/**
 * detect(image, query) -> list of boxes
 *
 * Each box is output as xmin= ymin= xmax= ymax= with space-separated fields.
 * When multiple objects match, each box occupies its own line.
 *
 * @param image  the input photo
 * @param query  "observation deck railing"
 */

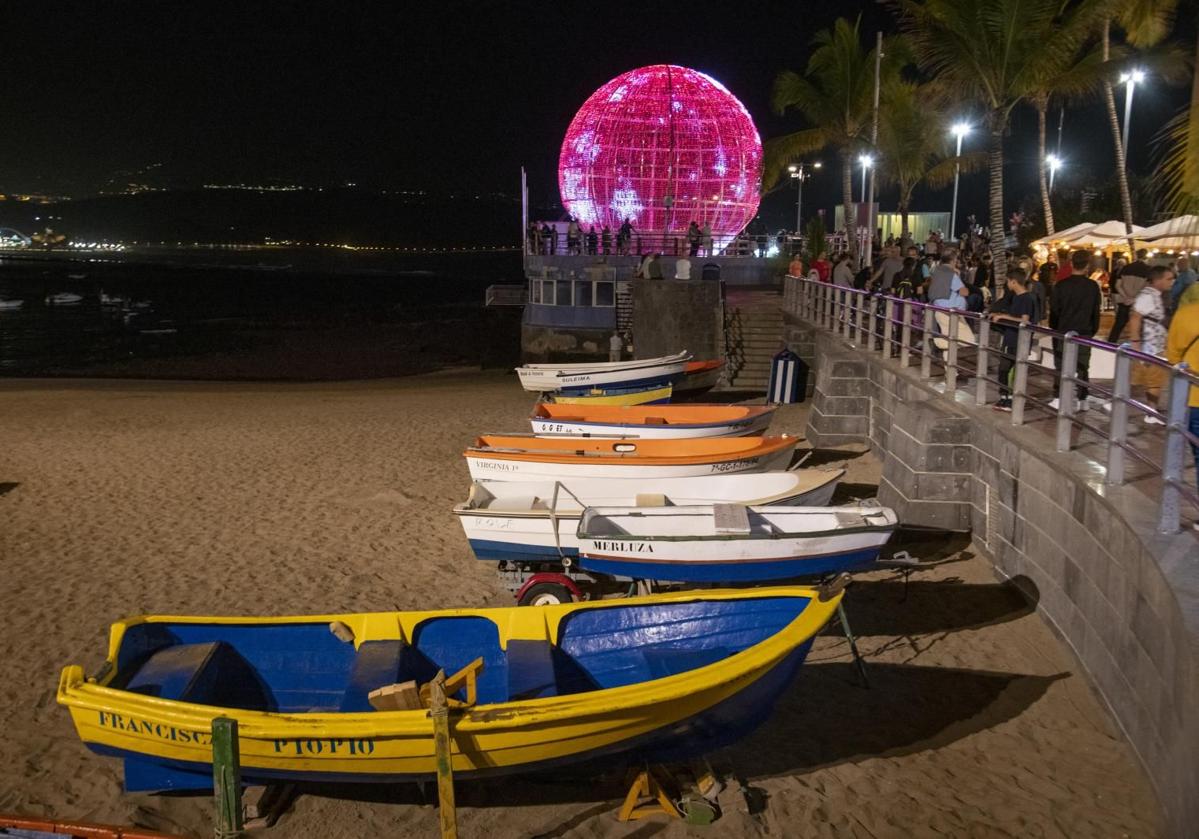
xmin=787 ymin=275 xmax=1199 ymax=535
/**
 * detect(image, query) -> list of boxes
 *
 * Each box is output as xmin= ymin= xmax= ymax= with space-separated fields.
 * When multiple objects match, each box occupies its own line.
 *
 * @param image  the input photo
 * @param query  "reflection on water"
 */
xmin=0 ymin=251 xmax=521 ymax=377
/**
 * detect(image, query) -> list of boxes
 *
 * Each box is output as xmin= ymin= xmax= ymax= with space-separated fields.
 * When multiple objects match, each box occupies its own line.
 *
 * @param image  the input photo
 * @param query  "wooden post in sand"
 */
xmin=212 ymin=716 xmax=244 ymax=839
xmin=429 ymin=670 xmax=458 ymax=839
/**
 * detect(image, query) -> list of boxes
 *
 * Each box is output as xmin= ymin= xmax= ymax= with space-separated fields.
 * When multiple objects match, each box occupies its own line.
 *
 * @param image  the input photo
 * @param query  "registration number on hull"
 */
xmin=711 ymin=457 xmax=759 ymax=473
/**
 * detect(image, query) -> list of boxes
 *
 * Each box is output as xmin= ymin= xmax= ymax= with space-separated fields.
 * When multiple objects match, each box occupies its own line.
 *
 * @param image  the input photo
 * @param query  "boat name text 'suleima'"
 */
xmin=591 ymin=540 xmax=654 ymax=553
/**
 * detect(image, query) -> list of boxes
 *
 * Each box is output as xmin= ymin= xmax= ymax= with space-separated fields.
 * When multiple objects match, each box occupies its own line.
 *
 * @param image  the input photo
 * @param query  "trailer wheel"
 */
xmin=518 ymin=582 xmax=575 ymax=607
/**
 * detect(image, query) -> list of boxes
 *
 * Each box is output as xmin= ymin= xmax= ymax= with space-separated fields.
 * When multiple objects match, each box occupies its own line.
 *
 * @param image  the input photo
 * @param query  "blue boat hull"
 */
xmin=578 ymin=546 xmax=882 ymax=583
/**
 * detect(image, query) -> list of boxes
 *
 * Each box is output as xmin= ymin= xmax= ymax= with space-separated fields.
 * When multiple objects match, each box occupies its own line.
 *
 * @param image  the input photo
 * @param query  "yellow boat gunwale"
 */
xmin=57 ymin=586 xmax=839 ymax=740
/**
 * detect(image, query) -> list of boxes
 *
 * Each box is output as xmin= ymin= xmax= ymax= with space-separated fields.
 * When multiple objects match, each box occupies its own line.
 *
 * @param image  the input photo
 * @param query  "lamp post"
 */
xmin=857 ymin=154 xmax=872 ymax=205
xmin=1119 ymin=69 xmax=1146 ymax=155
xmin=787 ymin=161 xmax=822 ymax=234
xmin=950 ymin=122 xmax=971 ymax=242
xmin=1046 ymin=154 xmax=1062 ymax=192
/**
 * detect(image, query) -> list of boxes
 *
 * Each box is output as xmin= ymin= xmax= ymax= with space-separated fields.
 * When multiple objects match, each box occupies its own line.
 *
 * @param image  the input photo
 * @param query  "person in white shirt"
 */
xmin=675 ymin=256 xmax=692 ymax=280
xmin=1129 ymin=265 xmax=1178 ymax=424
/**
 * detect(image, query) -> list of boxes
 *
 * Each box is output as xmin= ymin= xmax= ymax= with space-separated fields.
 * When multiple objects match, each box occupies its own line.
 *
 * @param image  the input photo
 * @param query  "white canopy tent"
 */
xmin=1139 ymin=215 xmax=1199 ymax=253
xmin=1030 ymin=222 xmax=1096 ymax=249
xmin=1060 ymin=220 xmax=1147 ymax=248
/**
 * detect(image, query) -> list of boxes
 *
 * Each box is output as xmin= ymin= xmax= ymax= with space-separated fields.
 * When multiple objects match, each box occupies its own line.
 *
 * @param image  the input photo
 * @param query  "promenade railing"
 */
xmin=786 ymin=275 xmax=1199 ymax=535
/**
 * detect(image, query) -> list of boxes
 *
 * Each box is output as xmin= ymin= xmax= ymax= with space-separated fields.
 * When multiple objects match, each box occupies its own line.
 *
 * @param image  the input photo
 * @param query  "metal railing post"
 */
xmin=975 ymin=317 xmax=990 ymax=406
xmin=920 ymin=306 xmax=933 ymax=378
xmin=1158 ymin=363 xmax=1191 ymax=534
xmin=1011 ymin=325 xmax=1033 ymax=426
xmin=900 ymin=301 xmax=911 ymax=368
xmin=883 ymin=298 xmax=895 ymax=358
xmin=1106 ymin=347 xmax=1131 ymax=484
xmin=1055 ymin=333 xmax=1080 ymax=448
xmin=946 ymin=311 xmax=960 ymax=392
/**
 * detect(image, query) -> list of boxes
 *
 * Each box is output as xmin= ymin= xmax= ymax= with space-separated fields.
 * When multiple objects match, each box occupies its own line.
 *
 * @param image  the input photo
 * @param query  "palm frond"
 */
xmin=1154 ymin=103 xmax=1199 ymax=215
xmin=1117 ymin=0 xmax=1180 ymax=48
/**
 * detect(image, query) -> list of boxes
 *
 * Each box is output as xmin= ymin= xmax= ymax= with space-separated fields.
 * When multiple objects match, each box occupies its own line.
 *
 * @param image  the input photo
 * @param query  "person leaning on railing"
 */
xmin=989 ymin=268 xmax=1038 ymax=413
xmin=1166 ymin=283 xmax=1199 ymax=523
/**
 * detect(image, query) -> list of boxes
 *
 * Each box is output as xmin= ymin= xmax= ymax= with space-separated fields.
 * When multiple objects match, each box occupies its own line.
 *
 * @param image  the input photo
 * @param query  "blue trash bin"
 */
xmin=768 ymin=348 xmax=804 ymax=404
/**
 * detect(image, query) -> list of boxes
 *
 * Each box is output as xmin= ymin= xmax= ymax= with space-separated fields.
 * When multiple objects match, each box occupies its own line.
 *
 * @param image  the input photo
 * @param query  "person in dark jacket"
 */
xmin=1049 ymin=249 xmax=1103 ymax=409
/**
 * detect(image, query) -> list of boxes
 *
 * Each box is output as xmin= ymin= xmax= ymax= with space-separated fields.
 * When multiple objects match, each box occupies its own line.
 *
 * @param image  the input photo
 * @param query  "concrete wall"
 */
xmin=519 ymin=323 xmax=610 ymax=363
xmin=787 ymin=318 xmax=1199 ymax=837
xmin=631 ymin=280 xmax=722 ymax=361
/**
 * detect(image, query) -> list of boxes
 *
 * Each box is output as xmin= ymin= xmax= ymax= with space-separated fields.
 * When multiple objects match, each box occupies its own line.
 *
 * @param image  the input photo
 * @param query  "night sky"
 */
xmin=2 ymin=1 xmax=1191 ymax=228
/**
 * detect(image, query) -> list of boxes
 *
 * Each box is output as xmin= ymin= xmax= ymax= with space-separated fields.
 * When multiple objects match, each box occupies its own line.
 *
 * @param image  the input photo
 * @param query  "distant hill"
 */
xmin=0 ymin=188 xmax=548 ymax=248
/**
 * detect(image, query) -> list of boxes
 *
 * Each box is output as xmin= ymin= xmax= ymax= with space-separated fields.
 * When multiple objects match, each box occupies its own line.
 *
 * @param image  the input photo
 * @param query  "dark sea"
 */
xmin=0 ymin=248 xmax=524 ymax=379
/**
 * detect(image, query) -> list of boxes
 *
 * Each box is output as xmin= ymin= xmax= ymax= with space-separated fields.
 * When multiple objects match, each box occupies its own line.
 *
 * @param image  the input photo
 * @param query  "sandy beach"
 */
xmin=0 ymin=371 xmax=1161 ymax=837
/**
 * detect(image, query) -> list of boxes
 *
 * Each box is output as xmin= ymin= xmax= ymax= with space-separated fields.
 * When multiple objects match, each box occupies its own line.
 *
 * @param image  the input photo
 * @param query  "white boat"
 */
xmin=464 ymin=435 xmax=798 ymax=481
xmin=454 ymin=470 xmax=845 ymax=563
xmin=45 ymin=292 xmax=83 ymax=305
xmin=530 ymin=403 xmax=775 ymax=439
xmin=576 ymin=504 xmax=898 ymax=582
xmin=0 ymin=298 xmax=23 ymax=310
xmin=516 ymin=351 xmax=691 ymax=393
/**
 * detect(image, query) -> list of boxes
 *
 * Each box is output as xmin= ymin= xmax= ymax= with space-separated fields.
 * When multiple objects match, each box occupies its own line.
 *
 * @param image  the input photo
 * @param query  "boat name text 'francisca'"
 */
xmin=96 ymin=711 xmax=210 ymax=745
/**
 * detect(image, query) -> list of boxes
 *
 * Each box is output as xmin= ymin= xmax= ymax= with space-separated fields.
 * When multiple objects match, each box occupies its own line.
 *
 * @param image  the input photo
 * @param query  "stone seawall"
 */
xmin=789 ymin=318 xmax=1199 ymax=838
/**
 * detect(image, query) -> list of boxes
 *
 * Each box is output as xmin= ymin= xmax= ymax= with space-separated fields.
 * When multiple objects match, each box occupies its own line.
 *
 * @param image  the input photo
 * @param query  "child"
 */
xmin=990 ymin=268 xmax=1038 ymax=412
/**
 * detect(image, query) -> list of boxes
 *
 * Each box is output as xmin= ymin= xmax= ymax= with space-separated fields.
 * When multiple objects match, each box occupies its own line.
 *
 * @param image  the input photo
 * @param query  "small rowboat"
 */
xmin=0 ymin=298 xmax=23 ymax=311
xmin=465 ymin=435 xmax=798 ymax=480
xmin=45 ymin=292 xmax=84 ymax=305
xmin=516 ymin=351 xmax=691 ymax=393
xmin=455 ymin=470 xmax=845 ymax=562
xmin=544 ymin=383 xmax=672 ymax=406
xmin=58 ymin=587 xmax=841 ymax=790
xmin=577 ymin=504 xmax=898 ymax=582
xmin=0 ymin=814 xmax=183 ymax=838
xmin=530 ymin=402 xmax=774 ymax=439
xmin=675 ymin=359 xmax=723 ymax=395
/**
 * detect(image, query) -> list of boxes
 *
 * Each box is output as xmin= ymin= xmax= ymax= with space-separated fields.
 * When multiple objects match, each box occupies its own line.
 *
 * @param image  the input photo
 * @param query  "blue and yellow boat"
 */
xmin=57 ymin=586 xmax=838 ymax=792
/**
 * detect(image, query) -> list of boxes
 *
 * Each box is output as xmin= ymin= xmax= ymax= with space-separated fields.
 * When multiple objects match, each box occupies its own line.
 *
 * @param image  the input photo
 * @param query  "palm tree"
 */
xmin=1157 ymin=36 xmax=1199 ymax=214
xmin=892 ymin=0 xmax=1109 ymax=276
xmin=875 ymin=80 xmax=985 ymax=240
xmin=764 ymin=17 xmax=905 ymax=267
xmin=1027 ymin=47 xmax=1109 ymax=235
xmin=1103 ymin=0 xmax=1183 ymax=228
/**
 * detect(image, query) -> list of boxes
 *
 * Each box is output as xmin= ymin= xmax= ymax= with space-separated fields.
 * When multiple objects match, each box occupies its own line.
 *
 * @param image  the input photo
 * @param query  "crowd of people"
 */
xmin=527 ymin=217 xmax=717 ymax=258
xmin=801 ymin=241 xmax=1199 ymax=513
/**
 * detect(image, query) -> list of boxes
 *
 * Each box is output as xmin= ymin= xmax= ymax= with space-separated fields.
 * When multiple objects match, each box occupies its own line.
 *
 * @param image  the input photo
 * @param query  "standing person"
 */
xmin=586 ymin=226 xmax=598 ymax=255
xmin=1169 ymin=254 xmax=1197 ymax=311
xmin=1049 ymin=250 xmax=1103 ymax=410
xmin=1128 ymin=265 xmax=1177 ymax=425
xmin=549 ymin=224 xmax=560 ymax=255
xmin=832 ymin=252 xmax=855 ymax=287
xmin=1107 ymin=248 xmax=1151 ymax=342
xmin=811 ymin=251 xmax=831 ymax=283
xmin=701 ymin=221 xmax=713 ymax=257
xmin=609 ymin=332 xmax=623 ymax=362
xmin=540 ymin=222 xmax=553 ymax=254
xmin=601 ymin=225 xmax=612 ymax=255
xmin=990 ymin=268 xmax=1038 ymax=411
xmin=788 ymin=253 xmax=806 ymax=278
xmin=869 ymin=245 xmax=904 ymax=292
xmin=1029 ymin=264 xmax=1052 ymax=324
xmin=687 ymin=221 xmax=701 ymax=257
xmin=893 ymin=257 xmax=917 ymax=299
xmin=566 ymin=218 xmax=580 ymax=255
xmin=618 ymin=218 xmax=635 ymax=255
xmin=1166 ymin=283 xmax=1199 ymax=530
xmin=928 ymin=250 xmax=967 ymax=309
xmin=1056 ymin=249 xmax=1073 ymax=281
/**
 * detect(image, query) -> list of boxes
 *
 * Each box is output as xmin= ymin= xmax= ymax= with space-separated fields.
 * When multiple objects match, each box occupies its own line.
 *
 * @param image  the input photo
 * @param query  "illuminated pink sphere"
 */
xmin=558 ymin=64 xmax=762 ymax=243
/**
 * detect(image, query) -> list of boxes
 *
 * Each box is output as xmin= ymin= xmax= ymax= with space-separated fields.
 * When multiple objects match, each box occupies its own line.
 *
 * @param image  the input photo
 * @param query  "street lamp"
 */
xmin=788 ymin=161 xmax=821 ymax=233
xmin=1119 ymin=69 xmax=1146 ymax=154
xmin=950 ymin=121 xmax=971 ymax=241
xmin=1046 ymin=153 xmax=1062 ymax=191
xmin=858 ymin=154 xmax=873 ymax=205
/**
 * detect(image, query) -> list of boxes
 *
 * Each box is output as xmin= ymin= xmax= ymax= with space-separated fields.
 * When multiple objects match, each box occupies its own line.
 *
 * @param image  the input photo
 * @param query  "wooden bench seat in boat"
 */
xmin=339 ymin=640 xmax=411 ymax=712
xmin=121 ymin=641 xmax=271 ymax=710
xmin=506 ymin=640 xmax=600 ymax=700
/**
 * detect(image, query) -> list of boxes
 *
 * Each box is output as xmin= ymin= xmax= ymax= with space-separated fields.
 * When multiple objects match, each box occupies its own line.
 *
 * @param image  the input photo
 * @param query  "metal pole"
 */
xmin=796 ymin=170 xmax=803 ymax=234
xmin=1055 ymin=333 xmax=1080 ymax=447
xmin=920 ymin=306 xmax=933 ymax=378
xmin=1012 ymin=325 xmax=1032 ymax=425
xmin=1122 ymin=79 xmax=1135 ymax=151
xmin=950 ymin=133 xmax=964 ymax=242
xmin=212 ymin=717 xmax=244 ymax=839
xmin=864 ymin=31 xmax=882 ymax=270
xmin=883 ymin=297 xmax=895 ymax=358
xmin=1106 ymin=347 xmax=1131 ymax=484
xmin=946 ymin=312 xmax=959 ymax=392
xmin=1158 ymin=364 xmax=1190 ymax=534
xmin=900 ymin=300 xmax=912 ymax=368
xmin=975 ymin=317 xmax=990 ymax=406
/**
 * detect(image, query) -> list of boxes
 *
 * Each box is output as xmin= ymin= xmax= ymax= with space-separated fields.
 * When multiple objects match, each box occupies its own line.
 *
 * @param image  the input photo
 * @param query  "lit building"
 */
xmin=558 ymin=65 xmax=762 ymax=247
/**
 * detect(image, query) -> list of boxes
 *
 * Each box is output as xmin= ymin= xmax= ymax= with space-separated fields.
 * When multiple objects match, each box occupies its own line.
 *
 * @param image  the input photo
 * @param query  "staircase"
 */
xmin=721 ymin=289 xmax=784 ymax=391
